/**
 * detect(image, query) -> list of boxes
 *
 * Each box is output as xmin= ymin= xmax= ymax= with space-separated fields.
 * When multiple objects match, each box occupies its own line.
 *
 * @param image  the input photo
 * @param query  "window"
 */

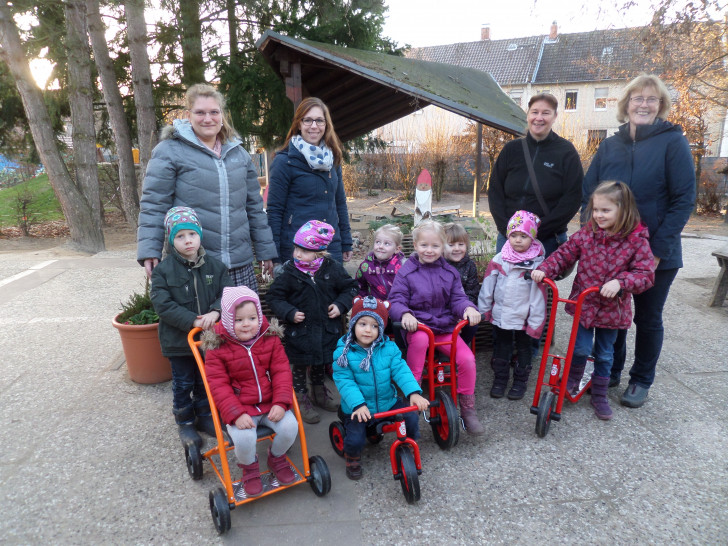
xmin=509 ymin=89 xmax=523 ymax=107
xmin=588 ymin=130 xmax=607 ymax=150
xmin=565 ymin=90 xmax=578 ymax=111
xmin=594 ymin=88 xmax=608 ymax=110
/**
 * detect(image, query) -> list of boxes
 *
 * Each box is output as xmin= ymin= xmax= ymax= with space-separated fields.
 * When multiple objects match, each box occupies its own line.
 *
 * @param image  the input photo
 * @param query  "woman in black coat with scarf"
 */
xmin=267 ymin=97 xmax=353 ymax=265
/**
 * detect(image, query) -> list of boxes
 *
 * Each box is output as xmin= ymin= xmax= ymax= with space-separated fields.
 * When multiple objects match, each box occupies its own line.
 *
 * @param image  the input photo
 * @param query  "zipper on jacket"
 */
xmin=288 ymin=214 xmax=293 ymax=225
xmin=244 ymin=346 xmax=263 ymax=404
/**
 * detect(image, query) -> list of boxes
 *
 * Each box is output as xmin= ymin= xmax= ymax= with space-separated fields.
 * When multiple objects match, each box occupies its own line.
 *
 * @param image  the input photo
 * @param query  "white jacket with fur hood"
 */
xmin=478 ymin=252 xmax=547 ymax=339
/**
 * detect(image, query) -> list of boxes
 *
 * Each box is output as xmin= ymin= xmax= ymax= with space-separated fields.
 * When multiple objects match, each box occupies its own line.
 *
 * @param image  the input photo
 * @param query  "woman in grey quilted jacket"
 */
xmin=137 ymin=84 xmax=277 ymax=291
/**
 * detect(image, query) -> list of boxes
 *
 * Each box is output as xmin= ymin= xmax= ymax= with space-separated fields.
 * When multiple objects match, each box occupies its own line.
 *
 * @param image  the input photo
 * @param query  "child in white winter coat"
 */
xmin=478 ymin=210 xmax=547 ymax=400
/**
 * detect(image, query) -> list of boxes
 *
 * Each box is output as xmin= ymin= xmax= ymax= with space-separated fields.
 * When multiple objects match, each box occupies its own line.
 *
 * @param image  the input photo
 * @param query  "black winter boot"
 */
xmin=507 ymin=364 xmax=532 ymax=400
xmin=490 ymin=358 xmax=510 ymax=398
xmin=174 ymin=406 xmax=203 ymax=448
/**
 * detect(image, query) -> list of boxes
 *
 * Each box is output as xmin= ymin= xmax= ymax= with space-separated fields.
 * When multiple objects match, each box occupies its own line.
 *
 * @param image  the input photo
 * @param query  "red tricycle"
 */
xmin=528 ymin=276 xmax=600 ymax=438
xmin=187 ymin=328 xmax=331 ymax=534
xmin=329 ymin=403 xmax=432 ymax=503
xmin=413 ymin=318 xmax=483 ymax=445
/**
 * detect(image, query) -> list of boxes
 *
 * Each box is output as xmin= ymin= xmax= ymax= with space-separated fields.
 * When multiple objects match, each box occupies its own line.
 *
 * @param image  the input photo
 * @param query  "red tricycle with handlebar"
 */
xmin=527 ymin=275 xmax=601 ymax=438
xmin=329 ymin=399 xmax=452 ymax=503
xmin=394 ymin=318 xmax=477 ymax=448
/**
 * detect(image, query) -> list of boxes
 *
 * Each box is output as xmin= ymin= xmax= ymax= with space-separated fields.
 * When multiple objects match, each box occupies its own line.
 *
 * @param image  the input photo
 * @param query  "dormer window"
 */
xmin=506 ymin=43 xmax=518 ymax=51
xmin=602 ymin=46 xmax=613 ymax=56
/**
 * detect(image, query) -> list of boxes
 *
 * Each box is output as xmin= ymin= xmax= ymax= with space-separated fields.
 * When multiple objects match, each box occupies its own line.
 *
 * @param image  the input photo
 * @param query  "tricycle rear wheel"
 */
xmin=328 ymin=421 xmax=345 ymax=457
xmin=430 ymin=390 xmax=459 ymax=450
xmin=535 ymin=391 xmax=556 ymax=438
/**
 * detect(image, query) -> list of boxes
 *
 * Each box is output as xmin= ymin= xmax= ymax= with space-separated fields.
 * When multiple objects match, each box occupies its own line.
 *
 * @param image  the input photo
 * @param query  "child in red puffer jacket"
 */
xmin=203 ymin=286 xmax=298 ymax=498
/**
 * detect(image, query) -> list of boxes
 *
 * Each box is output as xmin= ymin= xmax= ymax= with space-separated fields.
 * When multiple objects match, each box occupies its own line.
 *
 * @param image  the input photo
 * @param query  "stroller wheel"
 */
xmin=308 ymin=455 xmax=331 ymax=497
xmin=535 ymin=391 xmax=556 ymax=438
xmin=209 ymin=487 xmax=231 ymax=534
xmin=185 ymin=442 xmax=203 ymax=480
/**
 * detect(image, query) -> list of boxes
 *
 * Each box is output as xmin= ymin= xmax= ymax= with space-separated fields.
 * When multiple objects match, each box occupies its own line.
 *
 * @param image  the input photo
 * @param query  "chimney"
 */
xmin=549 ymin=21 xmax=558 ymax=40
xmin=481 ymin=24 xmax=490 ymax=41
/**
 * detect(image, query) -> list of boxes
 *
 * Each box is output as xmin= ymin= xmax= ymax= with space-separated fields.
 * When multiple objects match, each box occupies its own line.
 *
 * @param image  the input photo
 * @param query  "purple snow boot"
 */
xmin=590 ymin=375 xmax=613 ymax=420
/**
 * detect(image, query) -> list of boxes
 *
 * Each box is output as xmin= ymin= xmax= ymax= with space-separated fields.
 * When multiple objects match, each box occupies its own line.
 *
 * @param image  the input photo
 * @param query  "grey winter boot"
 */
xmin=590 ymin=375 xmax=613 ymax=420
xmin=490 ymin=358 xmax=510 ymax=398
xmin=458 ymin=394 xmax=485 ymax=436
xmin=295 ymin=391 xmax=321 ymax=424
xmin=507 ymin=364 xmax=532 ymax=400
xmin=566 ymin=355 xmax=588 ymax=395
xmin=311 ymin=384 xmax=339 ymax=412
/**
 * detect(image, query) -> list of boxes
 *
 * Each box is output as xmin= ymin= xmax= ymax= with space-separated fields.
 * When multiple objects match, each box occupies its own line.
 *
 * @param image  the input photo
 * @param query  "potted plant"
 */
xmin=111 ymin=278 xmax=172 ymax=384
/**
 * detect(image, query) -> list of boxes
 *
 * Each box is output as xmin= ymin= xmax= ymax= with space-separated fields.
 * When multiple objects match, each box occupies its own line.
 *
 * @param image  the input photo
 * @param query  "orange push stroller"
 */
xmin=186 ymin=328 xmax=331 ymax=534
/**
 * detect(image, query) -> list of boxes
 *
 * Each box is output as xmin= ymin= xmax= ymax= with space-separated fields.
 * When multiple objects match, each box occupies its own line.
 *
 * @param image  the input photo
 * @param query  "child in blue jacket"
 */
xmin=333 ymin=296 xmax=429 ymax=480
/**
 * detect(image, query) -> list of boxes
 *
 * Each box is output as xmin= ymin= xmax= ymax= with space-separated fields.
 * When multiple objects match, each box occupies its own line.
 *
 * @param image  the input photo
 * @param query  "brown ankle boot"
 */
xmin=238 ymin=459 xmax=263 ymax=497
xmin=345 ymin=453 xmax=362 ymax=480
xmin=458 ymin=394 xmax=485 ymax=436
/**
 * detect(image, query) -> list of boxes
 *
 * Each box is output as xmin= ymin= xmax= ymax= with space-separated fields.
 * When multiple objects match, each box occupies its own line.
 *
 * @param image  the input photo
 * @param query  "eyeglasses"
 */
xmin=191 ymin=110 xmax=221 ymax=118
xmin=629 ymin=96 xmax=661 ymax=105
xmin=301 ymin=118 xmax=326 ymax=127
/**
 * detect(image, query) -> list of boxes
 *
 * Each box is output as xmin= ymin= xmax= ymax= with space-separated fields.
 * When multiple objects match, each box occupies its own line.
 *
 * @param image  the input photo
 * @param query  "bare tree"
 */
xmin=125 ymin=0 xmax=157 ymax=183
xmin=86 ymin=0 xmax=139 ymax=229
xmin=65 ymin=0 xmax=103 ymax=231
xmin=0 ymin=5 xmax=104 ymax=252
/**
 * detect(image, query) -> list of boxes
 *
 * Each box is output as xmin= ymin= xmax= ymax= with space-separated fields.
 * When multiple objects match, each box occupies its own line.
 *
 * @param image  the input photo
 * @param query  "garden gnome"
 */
xmin=414 ymin=169 xmax=432 ymax=226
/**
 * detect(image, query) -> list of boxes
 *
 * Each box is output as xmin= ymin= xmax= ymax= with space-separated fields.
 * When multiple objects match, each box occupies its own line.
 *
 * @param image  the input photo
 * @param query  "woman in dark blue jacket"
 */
xmin=583 ymin=74 xmax=696 ymax=409
xmin=267 ymin=97 xmax=352 ymax=264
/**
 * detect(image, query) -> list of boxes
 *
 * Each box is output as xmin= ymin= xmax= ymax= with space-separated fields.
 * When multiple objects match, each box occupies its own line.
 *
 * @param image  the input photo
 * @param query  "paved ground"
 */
xmin=0 ymin=230 xmax=726 ymax=544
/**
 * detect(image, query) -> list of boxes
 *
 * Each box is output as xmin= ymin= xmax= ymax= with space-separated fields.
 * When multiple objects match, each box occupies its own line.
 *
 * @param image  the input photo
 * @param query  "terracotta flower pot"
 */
xmin=112 ymin=316 xmax=172 ymax=384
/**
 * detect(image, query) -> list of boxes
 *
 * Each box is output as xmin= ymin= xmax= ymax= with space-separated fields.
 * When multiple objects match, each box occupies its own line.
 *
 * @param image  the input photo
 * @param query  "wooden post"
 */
xmin=279 ymin=57 xmax=302 ymax=111
xmin=473 ymin=123 xmax=482 ymax=217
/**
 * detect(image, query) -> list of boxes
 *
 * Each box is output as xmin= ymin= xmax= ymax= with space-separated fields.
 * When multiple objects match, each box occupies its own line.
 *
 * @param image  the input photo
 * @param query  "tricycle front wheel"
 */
xmin=535 ymin=391 xmax=556 ymax=438
xmin=308 ymin=455 xmax=331 ymax=497
xmin=396 ymin=446 xmax=420 ymax=504
xmin=209 ymin=487 xmax=231 ymax=535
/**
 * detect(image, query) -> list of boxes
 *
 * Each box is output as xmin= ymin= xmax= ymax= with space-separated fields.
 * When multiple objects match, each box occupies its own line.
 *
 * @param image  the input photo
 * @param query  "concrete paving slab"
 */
xmin=0 ymin=236 xmax=726 ymax=543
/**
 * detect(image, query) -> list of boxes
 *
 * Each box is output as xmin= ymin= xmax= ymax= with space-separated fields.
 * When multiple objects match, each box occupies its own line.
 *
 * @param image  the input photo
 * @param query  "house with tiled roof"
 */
xmin=402 ymin=23 xmax=726 ymax=157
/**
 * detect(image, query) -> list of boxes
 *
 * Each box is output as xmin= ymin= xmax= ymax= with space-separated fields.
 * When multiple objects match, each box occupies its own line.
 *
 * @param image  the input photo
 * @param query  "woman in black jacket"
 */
xmin=583 ymin=74 xmax=695 ymax=408
xmin=488 ymin=93 xmax=584 ymax=257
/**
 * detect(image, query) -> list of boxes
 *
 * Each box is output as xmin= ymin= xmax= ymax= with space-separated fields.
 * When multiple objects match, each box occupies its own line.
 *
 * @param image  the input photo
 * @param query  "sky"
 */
xmin=382 ymin=0 xmax=662 ymax=47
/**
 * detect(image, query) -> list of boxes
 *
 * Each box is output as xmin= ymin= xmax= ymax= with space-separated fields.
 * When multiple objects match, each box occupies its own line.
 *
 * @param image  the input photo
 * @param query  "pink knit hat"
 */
xmin=507 ymin=210 xmax=540 ymax=240
xmin=220 ymin=286 xmax=264 ymax=343
xmin=293 ymin=220 xmax=335 ymax=250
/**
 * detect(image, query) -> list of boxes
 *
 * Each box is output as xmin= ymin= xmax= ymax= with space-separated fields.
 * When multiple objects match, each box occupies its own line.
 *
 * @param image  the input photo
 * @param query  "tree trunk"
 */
xmin=125 ymin=0 xmax=157 ymax=186
xmin=227 ymin=0 xmax=238 ymax=63
xmin=179 ymin=0 xmax=205 ymax=86
xmin=0 ymin=5 xmax=105 ymax=253
xmin=65 ymin=0 xmax=103 ymax=231
xmin=86 ymin=0 xmax=139 ymax=229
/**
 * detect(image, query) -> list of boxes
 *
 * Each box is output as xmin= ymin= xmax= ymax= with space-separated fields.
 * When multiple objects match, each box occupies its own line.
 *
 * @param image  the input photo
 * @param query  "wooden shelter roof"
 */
xmin=256 ymin=30 xmax=526 ymax=142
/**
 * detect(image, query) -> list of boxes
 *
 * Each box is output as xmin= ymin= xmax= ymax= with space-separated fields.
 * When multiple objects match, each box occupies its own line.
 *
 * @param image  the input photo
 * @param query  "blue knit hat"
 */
xmin=165 ymin=206 xmax=203 ymax=247
xmin=336 ymin=296 xmax=389 ymax=372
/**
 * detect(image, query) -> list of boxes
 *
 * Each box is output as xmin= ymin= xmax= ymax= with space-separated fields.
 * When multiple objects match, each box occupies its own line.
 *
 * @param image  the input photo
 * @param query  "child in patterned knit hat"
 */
xmin=150 ymin=206 xmax=233 ymax=447
xmin=265 ymin=220 xmax=358 ymax=424
xmin=332 ymin=296 xmax=429 ymax=480
xmin=478 ymin=210 xmax=547 ymax=401
xmin=532 ymin=181 xmax=655 ymax=420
